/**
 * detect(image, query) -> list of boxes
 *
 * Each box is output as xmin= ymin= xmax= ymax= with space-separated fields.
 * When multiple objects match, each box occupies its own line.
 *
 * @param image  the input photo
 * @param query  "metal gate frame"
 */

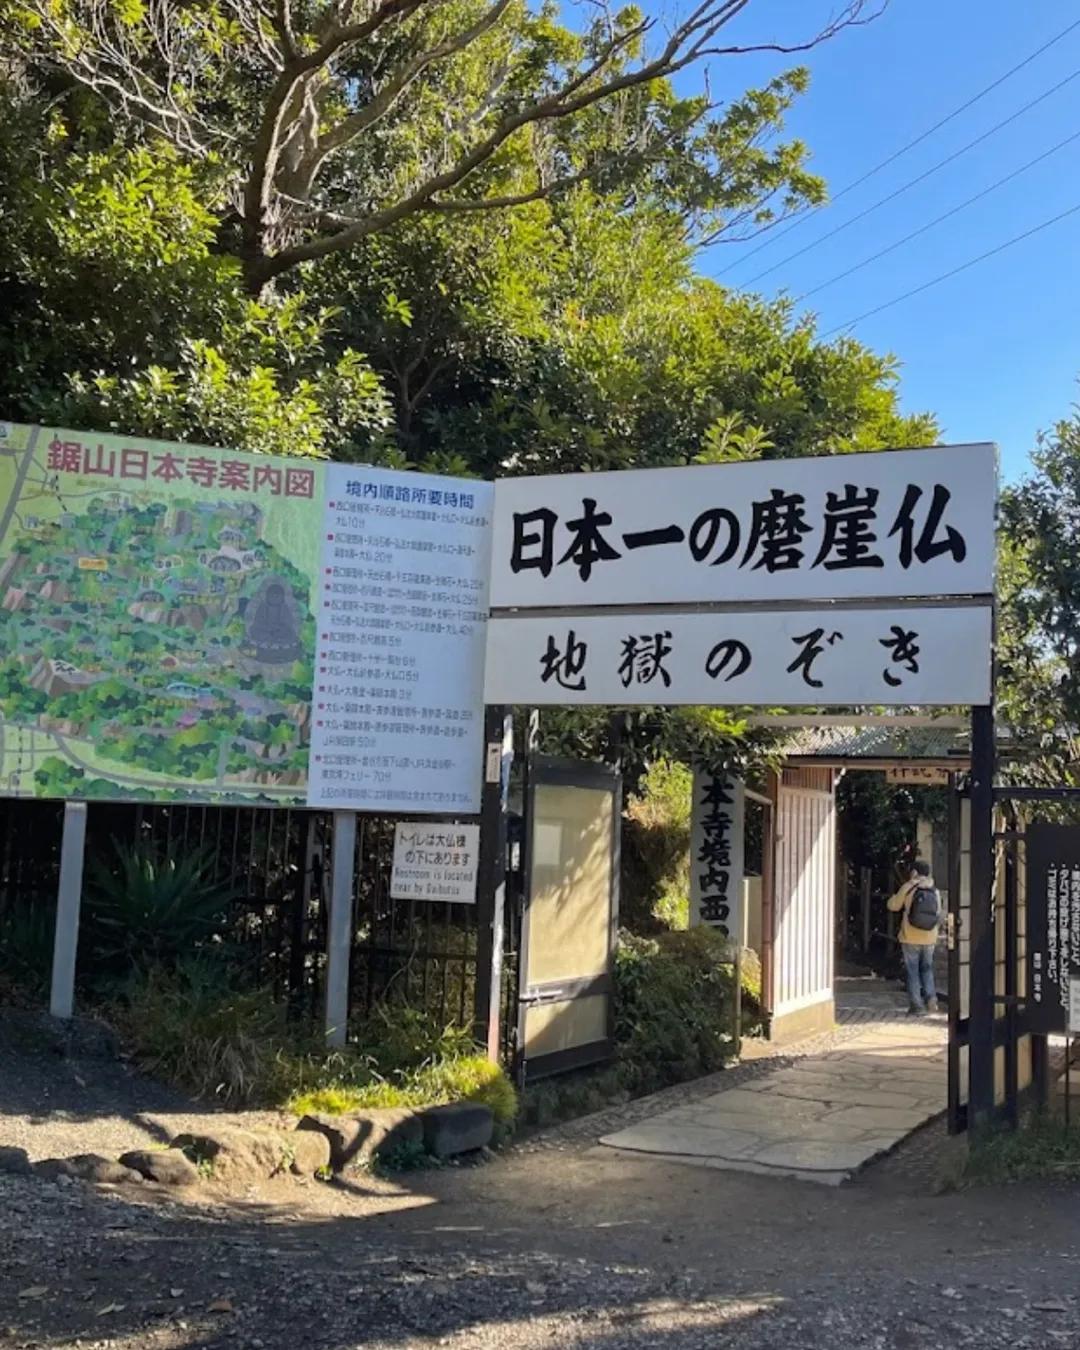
xmin=947 ymin=776 xmax=1073 ymax=1134
xmin=515 ymin=754 xmax=621 ymax=1084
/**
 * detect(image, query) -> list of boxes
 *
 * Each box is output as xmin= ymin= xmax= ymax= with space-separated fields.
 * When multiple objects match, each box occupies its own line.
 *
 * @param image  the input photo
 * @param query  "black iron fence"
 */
xmin=0 ymin=797 xmax=520 ymax=1050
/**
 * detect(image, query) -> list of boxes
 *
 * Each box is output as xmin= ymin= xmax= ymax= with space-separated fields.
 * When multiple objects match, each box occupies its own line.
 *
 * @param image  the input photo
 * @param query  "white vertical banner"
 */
xmin=690 ymin=772 xmax=745 ymax=941
xmin=307 ymin=465 xmax=493 ymax=813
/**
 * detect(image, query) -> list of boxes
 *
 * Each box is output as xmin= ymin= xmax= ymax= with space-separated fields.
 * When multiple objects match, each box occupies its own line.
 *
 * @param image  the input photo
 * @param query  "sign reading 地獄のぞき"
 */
xmin=0 ymin=424 xmax=490 ymax=812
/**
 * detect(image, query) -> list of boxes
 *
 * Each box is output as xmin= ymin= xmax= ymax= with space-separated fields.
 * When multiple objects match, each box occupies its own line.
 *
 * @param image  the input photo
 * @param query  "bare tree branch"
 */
xmin=13 ymin=0 xmax=883 ymax=290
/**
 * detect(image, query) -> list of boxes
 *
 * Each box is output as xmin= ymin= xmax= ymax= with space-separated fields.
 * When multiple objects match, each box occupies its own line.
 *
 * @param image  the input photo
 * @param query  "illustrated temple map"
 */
xmin=0 ymin=425 xmax=323 ymax=803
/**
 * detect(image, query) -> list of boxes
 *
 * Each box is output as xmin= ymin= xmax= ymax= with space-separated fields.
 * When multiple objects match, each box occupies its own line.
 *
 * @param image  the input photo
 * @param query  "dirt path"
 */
xmin=3 ymin=1108 xmax=1080 ymax=1350
xmin=3 ymin=1005 xmax=1079 ymax=1350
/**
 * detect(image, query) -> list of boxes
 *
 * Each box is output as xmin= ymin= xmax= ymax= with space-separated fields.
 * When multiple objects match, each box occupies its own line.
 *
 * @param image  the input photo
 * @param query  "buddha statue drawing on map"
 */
xmin=245 ymin=577 xmax=303 ymax=664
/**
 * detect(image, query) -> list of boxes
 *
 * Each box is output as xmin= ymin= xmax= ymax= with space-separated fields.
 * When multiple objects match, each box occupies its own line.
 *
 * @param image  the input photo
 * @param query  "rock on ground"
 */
xmin=297 ymin=1108 xmax=424 ymax=1170
xmin=119 ymin=1149 xmax=200 ymax=1187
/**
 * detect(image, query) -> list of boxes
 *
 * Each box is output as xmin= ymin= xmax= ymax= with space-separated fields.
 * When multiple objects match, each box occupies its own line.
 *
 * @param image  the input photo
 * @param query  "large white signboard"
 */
xmin=390 ymin=821 xmax=480 ymax=902
xmin=690 ymin=773 xmax=744 ymax=940
xmin=490 ymin=445 xmax=996 ymax=610
xmin=484 ymin=605 xmax=992 ymax=707
xmin=307 ymin=465 xmax=492 ymax=814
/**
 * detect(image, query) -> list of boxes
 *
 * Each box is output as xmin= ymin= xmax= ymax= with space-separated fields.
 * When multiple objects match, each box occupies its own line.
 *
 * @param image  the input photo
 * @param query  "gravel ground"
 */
xmin=0 ymin=1012 xmax=294 ymax=1163
xmin=4 ymin=999 xmax=1078 ymax=1350
xmin=3 ymin=1139 xmax=1080 ymax=1350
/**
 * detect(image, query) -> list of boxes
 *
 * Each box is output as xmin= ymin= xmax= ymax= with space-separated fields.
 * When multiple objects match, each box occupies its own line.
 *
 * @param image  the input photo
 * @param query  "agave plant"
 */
xmin=82 ymin=838 xmax=237 ymax=976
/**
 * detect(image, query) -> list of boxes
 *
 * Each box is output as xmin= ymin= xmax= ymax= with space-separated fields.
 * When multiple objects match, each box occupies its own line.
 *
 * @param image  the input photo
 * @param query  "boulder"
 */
xmin=65 ymin=1154 xmax=145 ymax=1185
xmin=170 ymin=1128 xmax=292 ymax=1184
xmin=288 ymin=1128 xmax=331 ymax=1177
xmin=0 ymin=1147 xmax=32 ymax=1176
xmin=33 ymin=1158 xmax=78 ymax=1183
xmin=422 ymin=1104 xmax=494 ymax=1160
xmin=119 ymin=1148 xmax=200 ymax=1187
xmin=296 ymin=1109 xmax=424 ymax=1171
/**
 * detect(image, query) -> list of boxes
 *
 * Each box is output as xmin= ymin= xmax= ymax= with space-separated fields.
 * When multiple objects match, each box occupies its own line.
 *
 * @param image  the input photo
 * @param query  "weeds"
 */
xmin=287 ymin=1054 xmax=517 ymax=1125
xmin=0 ymin=906 xmax=55 ymax=1000
xmin=114 ymin=959 xmax=519 ymax=1122
xmin=953 ymin=1114 xmax=1080 ymax=1187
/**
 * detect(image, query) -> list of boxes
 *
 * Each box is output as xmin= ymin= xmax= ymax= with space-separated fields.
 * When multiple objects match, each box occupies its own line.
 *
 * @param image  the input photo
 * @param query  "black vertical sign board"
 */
xmin=1026 ymin=823 xmax=1080 ymax=1035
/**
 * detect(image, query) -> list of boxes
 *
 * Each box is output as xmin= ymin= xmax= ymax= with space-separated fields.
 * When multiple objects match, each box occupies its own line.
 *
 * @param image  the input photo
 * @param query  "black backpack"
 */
xmin=907 ymin=884 xmax=941 ymax=931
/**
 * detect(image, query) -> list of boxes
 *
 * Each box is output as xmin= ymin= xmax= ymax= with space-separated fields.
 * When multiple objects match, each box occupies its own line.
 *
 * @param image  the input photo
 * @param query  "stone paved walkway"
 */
xmin=598 ymin=998 xmax=946 ymax=1185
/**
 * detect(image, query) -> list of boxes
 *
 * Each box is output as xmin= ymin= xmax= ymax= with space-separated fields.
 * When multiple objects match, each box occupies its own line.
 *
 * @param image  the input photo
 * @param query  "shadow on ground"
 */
xmin=2 ymin=1135 xmax=1079 ymax=1350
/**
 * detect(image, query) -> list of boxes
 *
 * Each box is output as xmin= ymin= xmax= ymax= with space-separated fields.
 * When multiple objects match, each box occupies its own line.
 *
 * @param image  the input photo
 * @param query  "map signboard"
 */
xmin=0 ymin=424 xmax=489 ymax=812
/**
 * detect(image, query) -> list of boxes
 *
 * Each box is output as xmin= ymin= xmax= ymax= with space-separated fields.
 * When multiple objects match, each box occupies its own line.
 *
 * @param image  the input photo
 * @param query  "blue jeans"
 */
xmin=901 ymin=942 xmax=937 ymax=1012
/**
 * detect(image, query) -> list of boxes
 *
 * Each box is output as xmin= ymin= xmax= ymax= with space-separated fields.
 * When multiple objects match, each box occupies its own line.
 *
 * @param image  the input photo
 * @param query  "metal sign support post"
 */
xmin=49 ymin=800 xmax=88 ymax=1020
xmin=474 ymin=705 xmax=512 ymax=1060
xmin=968 ymin=702 xmax=996 ymax=1127
xmin=325 ymin=810 xmax=357 ymax=1047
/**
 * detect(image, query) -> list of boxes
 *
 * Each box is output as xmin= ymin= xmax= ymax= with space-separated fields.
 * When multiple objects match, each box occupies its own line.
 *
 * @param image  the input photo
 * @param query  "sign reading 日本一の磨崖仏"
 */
xmin=488 ymin=446 xmax=996 ymax=609
xmin=484 ymin=444 xmax=996 ymax=709
xmin=0 ymin=424 xmax=491 ymax=813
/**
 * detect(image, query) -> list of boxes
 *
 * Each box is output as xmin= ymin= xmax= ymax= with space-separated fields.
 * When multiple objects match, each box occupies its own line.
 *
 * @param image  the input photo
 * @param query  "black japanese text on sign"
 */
xmin=690 ymin=774 xmax=745 ymax=939
xmin=483 ymin=607 xmax=993 ymax=708
xmin=490 ymin=445 xmax=996 ymax=609
xmin=1026 ymin=824 xmax=1080 ymax=1036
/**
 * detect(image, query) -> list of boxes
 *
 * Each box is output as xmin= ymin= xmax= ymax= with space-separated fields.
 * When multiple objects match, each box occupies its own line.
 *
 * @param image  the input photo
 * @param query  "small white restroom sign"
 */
xmin=390 ymin=822 xmax=480 ymax=903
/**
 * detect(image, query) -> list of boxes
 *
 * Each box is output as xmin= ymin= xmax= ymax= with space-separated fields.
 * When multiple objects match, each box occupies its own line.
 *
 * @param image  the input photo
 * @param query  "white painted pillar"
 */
xmin=49 ymin=801 xmax=88 ymax=1020
xmin=324 ymin=811 xmax=356 ymax=1047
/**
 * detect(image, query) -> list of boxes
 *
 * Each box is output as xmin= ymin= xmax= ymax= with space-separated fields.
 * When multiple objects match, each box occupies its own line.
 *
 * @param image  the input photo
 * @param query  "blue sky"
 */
xmin=694 ymin=0 xmax=1080 ymax=482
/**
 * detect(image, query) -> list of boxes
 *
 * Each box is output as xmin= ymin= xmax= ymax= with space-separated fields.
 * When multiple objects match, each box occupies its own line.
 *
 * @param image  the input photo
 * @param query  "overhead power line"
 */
xmin=820 ymin=199 xmax=1080 ymax=338
xmin=740 ymin=65 xmax=1080 ymax=288
xmin=717 ymin=14 xmax=1080 ymax=278
xmin=795 ymin=126 xmax=1080 ymax=303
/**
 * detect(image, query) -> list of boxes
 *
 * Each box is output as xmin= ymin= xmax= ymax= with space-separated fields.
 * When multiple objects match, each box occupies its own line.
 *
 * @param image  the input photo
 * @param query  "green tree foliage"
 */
xmin=0 ymin=0 xmax=941 ymax=784
xmin=5 ymin=0 xmax=873 ymax=292
xmin=325 ymin=196 xmax=937 ymax=473
xmin=999 ymin=408 xmax=1080 ymax=784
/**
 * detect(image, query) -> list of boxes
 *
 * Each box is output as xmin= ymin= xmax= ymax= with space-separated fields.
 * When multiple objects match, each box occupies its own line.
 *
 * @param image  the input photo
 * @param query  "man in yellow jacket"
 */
xmin=888 ymin=859 xmax=941 ymax=1016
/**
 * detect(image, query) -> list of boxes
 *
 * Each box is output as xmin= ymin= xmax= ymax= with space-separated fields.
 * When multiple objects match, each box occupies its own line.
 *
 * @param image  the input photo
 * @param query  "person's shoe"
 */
xmin=927 ymin=998 xmax=940 ymax=1014
xmin=907 ymin=1006 xmax=926 ymax=1017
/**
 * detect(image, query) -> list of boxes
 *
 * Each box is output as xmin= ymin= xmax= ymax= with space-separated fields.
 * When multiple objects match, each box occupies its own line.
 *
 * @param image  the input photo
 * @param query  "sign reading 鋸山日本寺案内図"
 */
xmin=390 ymin=822 xmax=480 ymax=902
xmin=0 ymin=423 xmax=491 ymax=813
xmin=489 ymin=445 xmax=996 ymax=609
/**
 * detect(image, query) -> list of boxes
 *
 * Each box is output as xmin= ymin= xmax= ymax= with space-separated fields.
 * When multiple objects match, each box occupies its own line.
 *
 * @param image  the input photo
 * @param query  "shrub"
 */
xmin=0 ymin=905 xmax=55 ymax=1001
xmin=119 ymin=959 xmax=292 ymax=1106
xmin=621 ymin=759 xmax=692 ymax=932
xmin=83 ymin=839 xmax=236 ymax=979
xmin=614 ymin=927 xmax=738 ymax=1096
xmin=118 ymin=960 xmax=518 ymax=1123
xmin=521 ymin=927 xmax=755 ymax=1128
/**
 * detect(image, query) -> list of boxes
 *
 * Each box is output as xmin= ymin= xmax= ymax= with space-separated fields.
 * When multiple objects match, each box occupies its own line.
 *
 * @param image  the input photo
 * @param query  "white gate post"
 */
xmin=49 ymin=801 xmax=88 ymax=1020
xmin=325 ymin=811 xmax=356 ymax=1047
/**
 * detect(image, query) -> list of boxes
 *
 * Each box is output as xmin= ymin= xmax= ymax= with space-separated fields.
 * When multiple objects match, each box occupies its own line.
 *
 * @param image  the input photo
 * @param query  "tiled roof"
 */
xmin=781 ymin=724 xmax=969 ymax=762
